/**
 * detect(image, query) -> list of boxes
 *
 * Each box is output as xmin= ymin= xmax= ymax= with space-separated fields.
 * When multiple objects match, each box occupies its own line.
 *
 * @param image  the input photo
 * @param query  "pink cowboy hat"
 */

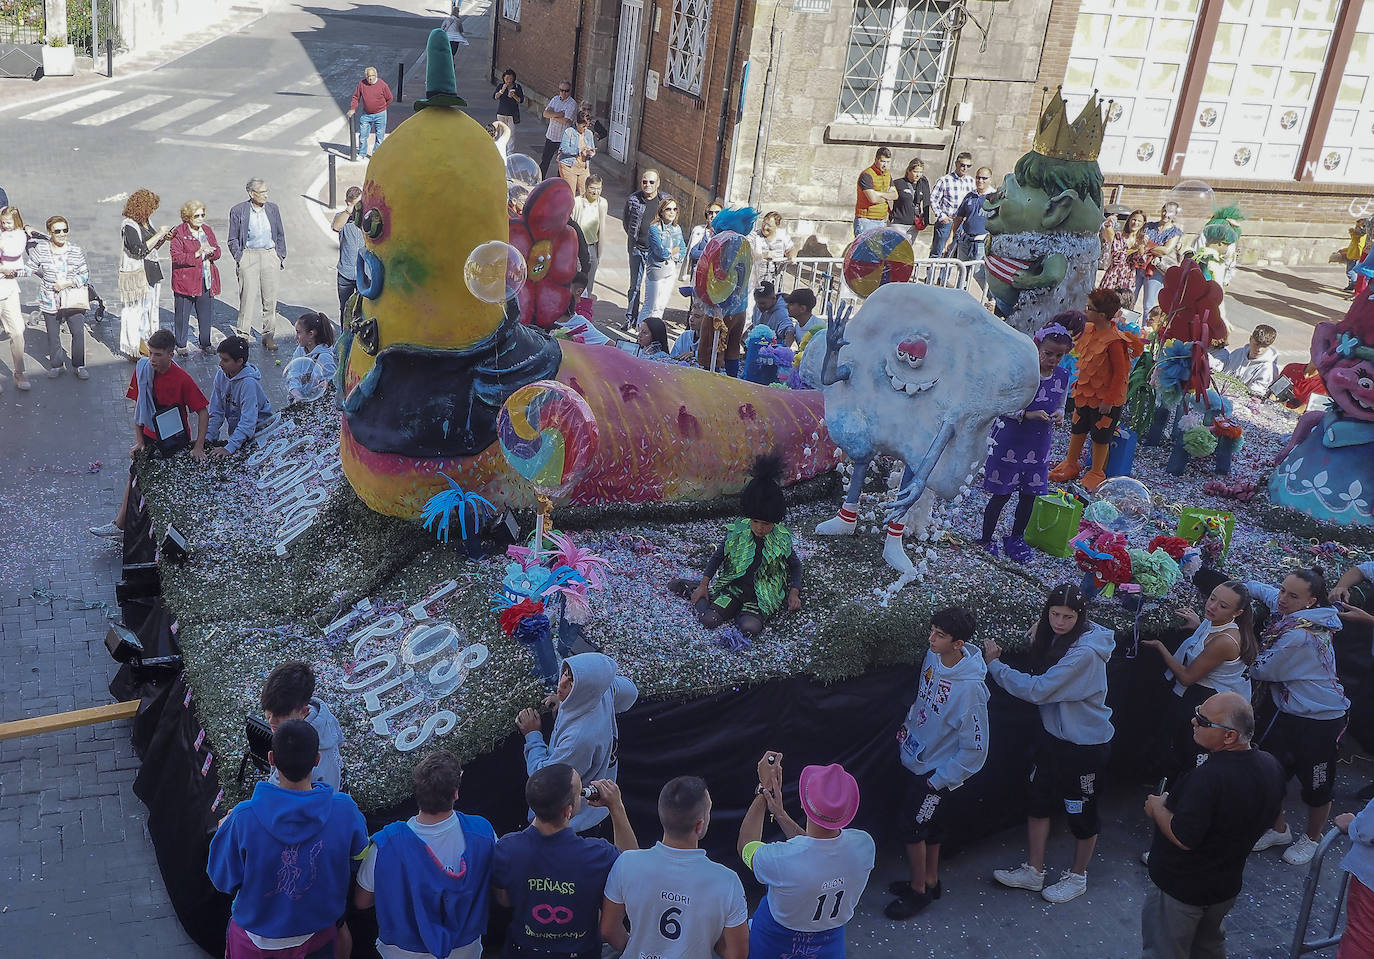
xmin=798 ymin=763 xmax=860 ymax=830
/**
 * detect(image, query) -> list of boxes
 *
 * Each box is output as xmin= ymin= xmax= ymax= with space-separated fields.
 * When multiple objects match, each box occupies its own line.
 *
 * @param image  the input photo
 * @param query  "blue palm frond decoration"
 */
xmin=421 ymin=473 xmax=496 ymax=543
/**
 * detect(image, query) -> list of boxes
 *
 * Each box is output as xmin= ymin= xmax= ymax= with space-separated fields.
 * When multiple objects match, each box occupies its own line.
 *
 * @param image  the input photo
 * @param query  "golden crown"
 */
xmin=1032 ymin=87 xmax=1109 ymax=163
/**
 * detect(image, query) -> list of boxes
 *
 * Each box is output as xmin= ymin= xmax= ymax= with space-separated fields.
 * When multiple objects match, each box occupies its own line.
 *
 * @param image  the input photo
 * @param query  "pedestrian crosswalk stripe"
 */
xmin=20 ymin=88 xmax=120 ymax=121
xmin=298 ymin=116 xmax=347 ymax=147
xmin=240 ymin=107 xmax=319 ymax=141
xmin=74 ymin=94 xmax=173 ymax=126
xmin=182 ymin=103 xmax=269 ymax=137
xmin=131 ymin=97 xmax=221 ymax=131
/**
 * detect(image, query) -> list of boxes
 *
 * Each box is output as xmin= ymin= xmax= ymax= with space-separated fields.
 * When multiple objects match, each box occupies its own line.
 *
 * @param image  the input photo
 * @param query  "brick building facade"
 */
xmin=492 ymin=0 xmax=1369 ymax=265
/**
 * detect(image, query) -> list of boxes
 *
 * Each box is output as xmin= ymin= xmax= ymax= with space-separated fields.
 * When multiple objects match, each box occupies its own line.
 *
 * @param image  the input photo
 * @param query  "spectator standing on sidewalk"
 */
xmin=355 ymin=751 xmax=495 ymax=959
xmin=623 ymin=170 xmax=669 ymax=328
xmin=929 ymin=153 xmax=975 ymax=261
xmin=1346 ymin=218 xmax=1368 ymax=294
xmin=228 ymin=179 xmax=286 ymax=351
xmin=331 ymin=187 xmax=364 ymax=322
xmin=854 ymin=147 xmax=896 ymax=236
xmin=1141 ymin=692 xmax=1284 ymax=959
xmin=168 ymin=200 xmax=222 ymax=355
xmin=541 ymin=81 xmax=579 ymax=177
xmin=348 ymin=67 xmax=394 ymax=160
xmin=494 ymin=69 xmax=524 ymax=127
xmin=601 ymin=776 xmax=749 ymax=959
xmin=640 ymin=199 xmax=685 ymax=325
xmin=0 ymin=205 xmax=34 ymax=390
xmin=943 ymin=167 xmax=995 ymax=286
xmin=738 ymin=753 xmax=875 ymax=957
xmin=572 ymin=176 xmax=607 ymax=290
xmin=440 ymin=4 xmax=467 ymax=59
xmin=558 ymin=107 xmax=597 ymax=197
xmin=118 ymin=188 xmax=169 ymax=360
xmin=28 ymin=215 xmax=91 ymax=380
xmin=493 ymin=764 xmax=638 ymax=959
xmin=890 ymin=158 xmax=931 ymax=244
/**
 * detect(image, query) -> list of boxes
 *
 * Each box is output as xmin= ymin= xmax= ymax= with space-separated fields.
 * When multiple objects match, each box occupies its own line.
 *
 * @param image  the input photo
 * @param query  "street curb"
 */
xmin=0 ymin=7 xmax=267 ymax=115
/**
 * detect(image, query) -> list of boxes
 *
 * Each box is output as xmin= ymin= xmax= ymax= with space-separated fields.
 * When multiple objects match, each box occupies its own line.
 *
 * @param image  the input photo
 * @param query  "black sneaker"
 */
xmin=884 ymin=889 xmax=932 ymax=920
xmin=887 ymin=879 xmax=940 ymax=899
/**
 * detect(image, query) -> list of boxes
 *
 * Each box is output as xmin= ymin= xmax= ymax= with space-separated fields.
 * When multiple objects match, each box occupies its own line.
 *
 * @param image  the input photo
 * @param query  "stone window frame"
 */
xmin=665 ymin=0 xmax=712 ymax=97
xmin=502 ymin=0 xmax=521 ymax=24
xmin=836 ymin=0 xmax=960 ymax=129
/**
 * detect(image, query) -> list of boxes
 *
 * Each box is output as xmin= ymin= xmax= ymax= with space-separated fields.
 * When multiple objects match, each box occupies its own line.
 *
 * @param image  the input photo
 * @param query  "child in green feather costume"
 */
xmin=669 ymin=453 xmax=803 ymax=638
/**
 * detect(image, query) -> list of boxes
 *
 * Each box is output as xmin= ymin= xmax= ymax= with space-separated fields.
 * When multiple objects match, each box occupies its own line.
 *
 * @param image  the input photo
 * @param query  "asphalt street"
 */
xmin=0 ymin=1 xmax=1364 ymax=955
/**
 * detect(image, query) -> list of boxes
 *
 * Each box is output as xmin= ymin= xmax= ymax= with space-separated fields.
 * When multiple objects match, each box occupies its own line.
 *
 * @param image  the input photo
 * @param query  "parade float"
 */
xmin=111 ymin=39 xmax=1373 ymax=955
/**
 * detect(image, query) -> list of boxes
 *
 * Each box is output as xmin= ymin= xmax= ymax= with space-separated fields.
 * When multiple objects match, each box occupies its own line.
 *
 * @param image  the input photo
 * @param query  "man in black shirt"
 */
xmin=621 ymin=169 xmax=671 ymax=329
xmin=1141 ymin=692 xmax=1285 ymax=959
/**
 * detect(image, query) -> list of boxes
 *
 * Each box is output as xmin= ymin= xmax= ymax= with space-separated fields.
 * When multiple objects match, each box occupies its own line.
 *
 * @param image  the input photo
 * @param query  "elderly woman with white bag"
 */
xmin=119 ymin=188 xmax=170 ymax=359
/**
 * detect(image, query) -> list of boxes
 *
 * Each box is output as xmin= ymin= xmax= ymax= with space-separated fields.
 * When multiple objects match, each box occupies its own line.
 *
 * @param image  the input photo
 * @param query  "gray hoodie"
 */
xmin=207 ymin=362 xmax=275 ymax=453
xmin=524 ymin=653 xmax=638 ymax=831
xmin=986 ymin=623 xmax=1115 ymax=745
xmin=898 ymin=646 xmax=989 ymax=790
xmin=268 ymin=697 xmax=344 ymax=791
xmin=1245 ymin=580 xmax=1348 ymax=720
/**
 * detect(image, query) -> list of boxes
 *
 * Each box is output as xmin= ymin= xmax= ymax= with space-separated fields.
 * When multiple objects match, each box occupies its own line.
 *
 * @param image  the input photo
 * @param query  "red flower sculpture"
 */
xmin=1158 ymin=259 xmax=1226 ymax=400
xmin=500 ymin=598 xmax=545 ymax=636
xmin=1147 ymin=535 xmax=1190 ymax=561
xmin=509 ymin=178 xmax=579 ymax=330
xmin=1075 ymin=529 xmax=1132 ymax=587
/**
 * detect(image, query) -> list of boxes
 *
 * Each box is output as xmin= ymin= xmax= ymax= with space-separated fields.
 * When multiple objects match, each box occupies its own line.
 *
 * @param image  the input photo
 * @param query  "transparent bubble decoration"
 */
xmin=1166 ymin=180 xmax=1215 ymax=233
xmin=464 ymin=240 xmax=528 ymax=304
xmin=1093 ymin=476 xmax=1154 ymax=534
xmin=507 ymin=183 xmax=530 ymax=215
xmin=505 ymin=153 xmax=541 ymax=190
xmin=282 ymin=356 xmax=329 ymax=403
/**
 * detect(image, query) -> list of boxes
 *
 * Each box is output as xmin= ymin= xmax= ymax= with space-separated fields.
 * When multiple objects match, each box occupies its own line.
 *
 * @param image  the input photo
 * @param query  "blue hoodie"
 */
xmin=372 ymin=813 xmax=495 ymax=957
xmin=207 ymin=781 xmax=368 ymax=939
xmin=207 ymin=362 xmax=275 ymax=453
xmin=899 ymin=645 xmax=990 ymax=790
xmin=986 ymin=623 xmax=1116 ymax=745
xmin=524 ymin=653 xmax=638 ymax=832
xmin=1245 ymin=580 xmax=1348 ymax=719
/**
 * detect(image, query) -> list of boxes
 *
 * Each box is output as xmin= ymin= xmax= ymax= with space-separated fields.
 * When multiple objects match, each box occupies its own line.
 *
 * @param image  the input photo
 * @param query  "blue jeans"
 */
xmin=853 ymin=216 xmax=886 ymax=237
xmin=1348 ymin=258 xmax=1361 ymax=289
xmin=626 ymin=246 xmax=650 ymax=325
xmin=956 ymin=235 xmax=986 ymax=288
xmin=173 ymin=291 xmax=214 ymax=350
xmin=336 ymin=273 xmax=356 ymax=322
xmin=358 ymin=111 xmax=387 ymax=155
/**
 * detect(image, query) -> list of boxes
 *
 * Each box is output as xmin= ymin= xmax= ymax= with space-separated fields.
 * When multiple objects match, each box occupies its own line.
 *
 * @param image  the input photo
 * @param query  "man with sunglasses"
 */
xmin=929 ymin=153 xmax=976 ymax=264
xmin=622 ymin=169 xmax=672 ymax=329
xmin=1141 ymin=692 xmax=1284 ymax=959
xmin=541 ymin=81 xmax=579 ymax=177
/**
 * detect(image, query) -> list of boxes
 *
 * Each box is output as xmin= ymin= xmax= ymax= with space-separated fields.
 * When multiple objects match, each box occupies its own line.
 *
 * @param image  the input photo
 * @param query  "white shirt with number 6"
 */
xmin=603 ymin=843 xmax=747 ymax=959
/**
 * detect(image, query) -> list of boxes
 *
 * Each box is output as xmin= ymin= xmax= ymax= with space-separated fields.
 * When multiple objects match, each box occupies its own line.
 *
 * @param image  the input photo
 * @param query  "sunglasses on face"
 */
xmin=560 ymin=87 xmax=570 ymax=93
xmin=1192 ymin=706 xmax=1237 ymax=731
xmin=642 ymin=180 xmax=657 ymax=185
xmin=976 ymin=175 xmax=989 ymax=180
xmin=51 ymin=228 xmax=69 ymax=234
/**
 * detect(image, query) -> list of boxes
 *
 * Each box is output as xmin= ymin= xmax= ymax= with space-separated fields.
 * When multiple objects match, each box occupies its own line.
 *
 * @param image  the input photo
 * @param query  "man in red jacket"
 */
xmin=348 ymin=67 xmax=394 ymax=159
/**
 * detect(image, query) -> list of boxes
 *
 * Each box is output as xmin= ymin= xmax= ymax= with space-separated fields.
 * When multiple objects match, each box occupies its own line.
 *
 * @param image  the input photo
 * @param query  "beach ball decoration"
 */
xmin=842 ymin=227 xmax=915 ymax=298
xmin=694 ymin=231 xmax=753 ymax=316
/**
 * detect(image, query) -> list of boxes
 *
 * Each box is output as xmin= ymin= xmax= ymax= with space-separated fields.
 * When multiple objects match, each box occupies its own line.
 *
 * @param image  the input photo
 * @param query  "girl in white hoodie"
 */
xmin=985 ymin=582 xmax=1116 ymax=905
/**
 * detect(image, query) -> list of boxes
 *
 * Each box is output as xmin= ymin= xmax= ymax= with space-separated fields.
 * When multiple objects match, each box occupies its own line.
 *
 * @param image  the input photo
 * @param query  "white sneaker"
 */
xmin=1253 ymin=827 xmax=1293 ymax=852
xmin=1042 ymin=871 xmax=1088 ymax=904
xmin=993 ymin=863 xmax=1045 ymax=891
xmin=1283 ymin=834 xmax=1320 ymax=865
xmin=74 ymin=366 xmax=89 ymax=380
xmin=1140 ymin=850 xmax=1150 ymax=866
xmin=88 ymin=521 xmax=123 ymax=539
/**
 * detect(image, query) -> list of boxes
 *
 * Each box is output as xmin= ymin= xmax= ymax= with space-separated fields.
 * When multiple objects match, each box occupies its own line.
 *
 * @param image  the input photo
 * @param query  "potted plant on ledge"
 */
xmin=42 ymin=34 xmax=76 ymax=76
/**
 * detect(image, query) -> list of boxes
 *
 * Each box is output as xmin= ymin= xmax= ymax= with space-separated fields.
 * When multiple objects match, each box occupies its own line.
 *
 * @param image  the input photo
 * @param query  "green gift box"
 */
xmin=1176 ymin=508 xmax=1235 ymax=559
xmin=1025 ymin=491 xmax=1086 ymax=559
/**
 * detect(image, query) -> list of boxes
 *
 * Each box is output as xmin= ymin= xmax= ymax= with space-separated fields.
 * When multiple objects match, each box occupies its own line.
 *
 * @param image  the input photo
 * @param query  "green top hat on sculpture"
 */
xmin=415 ymin=28 xmax=467 ymax=111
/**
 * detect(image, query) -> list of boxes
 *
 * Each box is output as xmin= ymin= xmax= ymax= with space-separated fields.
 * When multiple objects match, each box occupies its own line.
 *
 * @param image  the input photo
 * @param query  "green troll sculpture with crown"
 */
xmin=984 ymin=89 xmax=1108 ymax=336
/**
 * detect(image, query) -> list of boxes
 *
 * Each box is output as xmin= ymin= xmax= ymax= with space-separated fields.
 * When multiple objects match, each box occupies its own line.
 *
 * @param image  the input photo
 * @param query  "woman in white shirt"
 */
xmin=0 ymin=206 xmax=34 ymax=390
xmin=1141 ymin=579 xmax=1257 ymax=784
xmin=572 ymin=175 xmax=608 ymax=290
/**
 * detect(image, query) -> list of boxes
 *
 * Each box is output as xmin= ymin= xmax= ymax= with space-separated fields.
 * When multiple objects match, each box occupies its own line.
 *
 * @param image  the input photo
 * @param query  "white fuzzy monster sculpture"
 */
xmin=805 ymin=283 xmax=1041 ymax=578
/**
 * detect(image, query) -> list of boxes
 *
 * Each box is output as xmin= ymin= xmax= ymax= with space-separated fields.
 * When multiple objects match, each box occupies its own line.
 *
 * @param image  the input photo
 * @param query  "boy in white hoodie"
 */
xmin=1221 ymin=323 xmax=1280 ymax=395
xmin=207 ymin=335 xmax=275 ymax=457
xmin=517 ymin=652 xmax=639 ymax=834
xmin=885 ymin=607 xmax=988 ymax=920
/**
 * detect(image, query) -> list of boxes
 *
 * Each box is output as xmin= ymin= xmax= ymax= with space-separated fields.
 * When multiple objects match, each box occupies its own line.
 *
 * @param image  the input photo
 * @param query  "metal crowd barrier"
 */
xmin=769 ymin=256 xmax=985 ymax=313
xmin=1290 ymin=827 xmax=1350 ymax=958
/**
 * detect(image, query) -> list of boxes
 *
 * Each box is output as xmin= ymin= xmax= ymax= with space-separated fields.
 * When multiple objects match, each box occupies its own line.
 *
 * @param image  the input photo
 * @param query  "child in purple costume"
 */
xmin=979 ymin=316 xmax=1078 ymax=562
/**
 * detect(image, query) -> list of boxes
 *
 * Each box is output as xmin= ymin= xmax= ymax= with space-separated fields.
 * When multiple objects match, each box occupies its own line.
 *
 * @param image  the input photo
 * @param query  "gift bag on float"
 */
xmin=1025 ymin=490 xmax=1086 ymax=558
xmin=1105 ymin=427 xmax=1137 ymax=478
xmin=1176 ymin=508 xmax=1235 ymax=558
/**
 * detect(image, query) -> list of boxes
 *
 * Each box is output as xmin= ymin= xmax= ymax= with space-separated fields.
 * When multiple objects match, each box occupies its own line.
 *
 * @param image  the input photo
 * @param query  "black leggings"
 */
xmin=694 ymin=596 xmax=764 ymax=638
xmin=1070 ymin=403 xmax=1122 ymax=444
xmin=982 ymin=491 xmax=1036 ymax=541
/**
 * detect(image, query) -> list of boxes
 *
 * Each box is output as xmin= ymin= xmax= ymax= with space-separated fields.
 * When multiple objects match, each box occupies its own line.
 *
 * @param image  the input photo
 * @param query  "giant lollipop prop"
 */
xmin=497 ymin=380 xmax=600 ymax=554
